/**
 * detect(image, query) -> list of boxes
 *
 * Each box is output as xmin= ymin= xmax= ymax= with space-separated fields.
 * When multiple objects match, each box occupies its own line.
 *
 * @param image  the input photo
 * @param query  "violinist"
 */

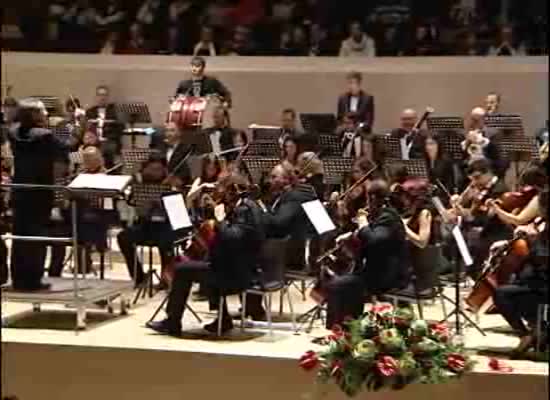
xmin=326 ymin=180 xmax=409 ymax=328
xmin=451 ymin=158 xmax=512 ymax=277
xmin=186 ymin=154 xmax=223 ymax=223
xmin=281 ymin=136 xmax=299 ymax=166
xmin=398 ymin=179 xmax=444 ymax=294
xmin=118 ymin=152 xmax=174 ymax=287
xmin=147 ymin=172 xmax=265 ymax=336
xmin=296 ymin=152 xmax=325 ymax=200
xmin=492 ymin=186 xmax=548 ymax=357
xmin=423 ymin=133 xmax=455 ymax=196
xmin=80 ymin=130 xmax=101 ymax=152
xmin=151 ymin=121 xmax=191 ymax=189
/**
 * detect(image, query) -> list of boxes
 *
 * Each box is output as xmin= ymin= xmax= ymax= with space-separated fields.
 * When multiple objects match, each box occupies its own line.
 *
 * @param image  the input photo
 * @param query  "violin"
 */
xmin=495 ymin=185 xmax=538 ymax=213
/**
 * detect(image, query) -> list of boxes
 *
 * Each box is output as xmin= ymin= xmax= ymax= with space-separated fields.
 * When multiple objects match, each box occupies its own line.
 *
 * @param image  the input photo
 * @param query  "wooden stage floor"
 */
xmin=1 ymin=256 xmax=548 ymax=400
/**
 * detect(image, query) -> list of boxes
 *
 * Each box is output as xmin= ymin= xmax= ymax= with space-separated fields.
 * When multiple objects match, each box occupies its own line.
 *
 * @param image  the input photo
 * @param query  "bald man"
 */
xmin=390 ymin=108 xmax=427 ymax=159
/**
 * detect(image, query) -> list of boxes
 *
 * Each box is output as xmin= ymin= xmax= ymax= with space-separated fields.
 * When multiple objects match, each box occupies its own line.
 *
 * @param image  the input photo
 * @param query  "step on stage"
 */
xmin=1 ymin=284 xmax=548 ymax=400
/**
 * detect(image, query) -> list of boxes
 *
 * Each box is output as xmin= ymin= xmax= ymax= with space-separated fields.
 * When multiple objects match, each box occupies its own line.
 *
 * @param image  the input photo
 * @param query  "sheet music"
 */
xmin=69 ymin=174 xmax=132 ymax=192
xmin=302 ymin=200 xmax=336 ymax=235
xmin=162 ymin=193 xmax=192 ymax=231
xmin=451 ymin=226 xmax=473 ymax=266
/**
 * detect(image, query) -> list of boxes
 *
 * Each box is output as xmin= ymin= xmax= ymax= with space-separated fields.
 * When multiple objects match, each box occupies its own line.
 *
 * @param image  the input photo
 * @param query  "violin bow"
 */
xmin=337 ymin=164 xmax=378 ymax=202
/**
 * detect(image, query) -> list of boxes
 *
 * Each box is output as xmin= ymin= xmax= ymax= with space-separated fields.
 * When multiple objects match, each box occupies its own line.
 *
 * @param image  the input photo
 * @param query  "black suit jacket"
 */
xmin=337 ymin=91 xmax=375 ymax=131
xmin=426 ymin=156 xmax=456 ymax=194
xmin=175 ymin=75 xmax=232 ymax=106
xmin=85 ymin=104 xmax=122 ymax=141
xmin=154 ymin=143 xmax=192 ymax=185
xmin=356 ymin=206 xmax=409 ymax=294
xmin=390 ymin=128 xmax=427 ymax=159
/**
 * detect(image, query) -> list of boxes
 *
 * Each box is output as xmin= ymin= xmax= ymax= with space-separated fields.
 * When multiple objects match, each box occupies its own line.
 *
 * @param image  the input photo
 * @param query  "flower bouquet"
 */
xmin=299 ymin=303 xmax=475 ymax=397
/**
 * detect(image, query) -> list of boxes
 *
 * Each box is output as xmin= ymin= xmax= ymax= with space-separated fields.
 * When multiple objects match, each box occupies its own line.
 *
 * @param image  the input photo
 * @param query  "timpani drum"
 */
xmin=167 ymin=95 xmax=220 ymax=130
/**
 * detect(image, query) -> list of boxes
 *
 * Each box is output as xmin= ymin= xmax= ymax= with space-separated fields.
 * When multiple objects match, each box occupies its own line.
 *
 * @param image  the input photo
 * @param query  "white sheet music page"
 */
xmin=451 ymin=226 xmax=474 ymax=266
xmin=302 ymin=200 xmax=336 ymax=235
xmin=69 ymin=174 xmax=132 ymax=192
xmin=162 ymin=193 xmax=192 ymax=231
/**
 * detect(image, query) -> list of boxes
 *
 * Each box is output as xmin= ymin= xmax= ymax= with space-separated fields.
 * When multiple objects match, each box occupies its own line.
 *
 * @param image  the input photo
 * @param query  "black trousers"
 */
xmin=493 ymin=283 xmax=547 ymax=337
xmin=10 ymin=194 xmax=51 ymax=289
xmin=100 ymin=139 xmax=120 ymax=169
xmin=165 ymin=260 xmax=229 ymax=327
xmin=326 ymin=275 xmax=365 ymax=329
xmin=0 ymin=237 xmax=7 ymax=285
xmin=117 ymin=223 xmax=173 ymax=284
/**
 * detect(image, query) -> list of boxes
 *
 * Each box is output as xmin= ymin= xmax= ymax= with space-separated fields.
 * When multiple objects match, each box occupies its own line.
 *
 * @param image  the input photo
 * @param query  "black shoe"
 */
xmin=232 ymin=307 xmax=267 ymax=321
xmin=204 ymin=319 xmax=234 ymax=335
xmin=146 ymin=319 xmax=182 ymax=338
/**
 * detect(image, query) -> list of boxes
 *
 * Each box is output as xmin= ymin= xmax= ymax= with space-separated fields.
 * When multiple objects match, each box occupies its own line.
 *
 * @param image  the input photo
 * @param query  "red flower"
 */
xmin=328 ymin=324 xmax=345 ymax=341
xmin=431 ymin=323 xmax=449 ymax=336
xmin=376 ymin=356 xmax=399 ymax=377
xmin=488 ymin=358 xmax=513 ymax=373
xmin=331 ymin=360 xmax=344 ymax=377
xmin=299 ymin=351 xmax=319 ymax=371
xmin=447 ymin=353 xmax=466 ymax=373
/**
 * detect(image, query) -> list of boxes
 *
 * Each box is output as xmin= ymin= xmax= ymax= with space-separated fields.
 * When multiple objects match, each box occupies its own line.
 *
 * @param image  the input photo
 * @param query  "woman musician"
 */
xmin=295 ymin=151 xmax=325 ymax=200
xmin=186 ymin=154 xmax=223 ymax=224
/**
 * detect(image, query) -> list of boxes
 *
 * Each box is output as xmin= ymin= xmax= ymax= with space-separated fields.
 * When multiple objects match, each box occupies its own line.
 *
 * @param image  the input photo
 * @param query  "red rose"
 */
xmin=488 ymin=358 xmax=513 ymax=373
xmin=376 ymin=356 xmax=399 ymax=377
xmin=431 ymin=323 xmax=449 ymax=336
xmin=299 ymin=351 xmax=319 ymax=371
xmin=447 ymin=353 xmax=466 ymax=373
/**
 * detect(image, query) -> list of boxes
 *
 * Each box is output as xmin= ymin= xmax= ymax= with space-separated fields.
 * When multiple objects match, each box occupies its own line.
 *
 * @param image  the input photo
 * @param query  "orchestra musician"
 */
xmin=147 ymin=172 xmax=265 ymax=336
xmin=202 ymin=107 xmax=238 ymax=156
xmin=278 ymin=108 xmax=303 ymax=149
xmin=62 ymin=97 xmax=86 ymax=148
xmin=336 ymin=71 xmax=374 ymax=133
xmin=175 ymin=56 xmax=232 ymax=108
xmin=150 ymin=121 xmax=192 ymax=188
xmin=118 ymin=151 xmax=174 ymax=287
xmin=337 ymin=112 xmax=363 ymax=159
xmin=186 ymin=154 xmax=223 ymax=223
xmin=281 ymin=136 xmax=299 ymax=166
xmin=390 ymin=108 xmax=427 ymax=160
xmin=492 ymin=186 xmax=548 ymax=357
xmin=85 ymin=85 xmax=122 ymax=168
xmin=326 ymin=179 xmax=409 ymax=328
xmin=484 ymin=92 xmax=501 ymax=115
xmin=423 ymin=133 xmax=456 ymax=195
xmin=8 ymin=98 xmax=70 ymax=291
xmin=450 ymin=158 xmax=513 ymax=277
xmin=295 ymin=151 xmax=325 ymax=200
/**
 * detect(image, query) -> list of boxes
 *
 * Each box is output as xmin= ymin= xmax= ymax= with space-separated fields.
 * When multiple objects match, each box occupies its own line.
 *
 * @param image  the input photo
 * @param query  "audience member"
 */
xmin=193 ymin=26 xmax=217 ymax=56
xmin=487 ymin=25 xmax=527 ymax=56
xmin=339 ymin=21 xmax=376 ymax=57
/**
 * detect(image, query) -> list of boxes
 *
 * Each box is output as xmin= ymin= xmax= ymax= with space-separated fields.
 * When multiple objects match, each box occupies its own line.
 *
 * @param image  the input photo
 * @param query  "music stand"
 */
xmin=300 ymin=113 xmax=337 ymax=135
xmin=384 ymin=158 xmax=428 ymax=179
xmin=437 ymin=131 xmax=465 ymax=161
xmin=323 ymin=157 xmax=353 ymax=186
xmin=242 ymin=157 xmax=280 ymax=184
xmin=427 ymin=116 xmax=465 ymax=131
xmin=484 ymin=114 xmax=524 ymax=134
xmin=247 ymin=140 xmax=280 ymax=157
xmin=318 ymin=135 xmax=342 ymax=157
xmin=32 ymin=95 xmax=63 ymax=118
xmin=378 ymin=135 xmax=402 ymax=160
xmin=116 ymin=102 xmax=152 ymax=148
xmin=251 ymin=127 xmax=282 ymax=142
xmin=493 ymin=134 xmax=538 ymax=184
xmin=121 ymin=148 xmax=152 ymax=175
xmin=130 ymin=182 xmax=172 ymax=302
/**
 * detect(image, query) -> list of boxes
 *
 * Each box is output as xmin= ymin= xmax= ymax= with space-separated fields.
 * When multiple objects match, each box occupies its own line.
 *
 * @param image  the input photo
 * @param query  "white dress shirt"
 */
xmin=349 ymin=96 xmax=359 ymax=113
xmin=209 ymin=130 xmax=222 ymax=155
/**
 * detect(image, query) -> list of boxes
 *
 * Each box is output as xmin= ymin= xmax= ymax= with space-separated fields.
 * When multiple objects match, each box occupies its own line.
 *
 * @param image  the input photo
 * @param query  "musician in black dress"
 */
xmin=493 ymin=186 xmax=548 ymax=357
xmin=326 ymin=180 xmax=409 ymax=328
xmin=85 ymin=85 xmax=123 ymax=168
xmin=147 ymin=173 xmax=265 ymax=336
xmin=175 ymin=56 xmax=232 ymax=107
xmin=423 ymin=133 xmax=456 ymax=195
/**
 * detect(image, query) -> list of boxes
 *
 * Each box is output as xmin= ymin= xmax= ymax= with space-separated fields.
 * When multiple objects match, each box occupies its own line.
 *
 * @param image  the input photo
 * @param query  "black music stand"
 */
xmin=378 ymin=135 xmax=402 ymax=160
xmin=427 ymin=116 xmax=465 ymax=131
xmin=323 ymin=157 xmax=353 ymax=186
xmin=318 ymin=135 xmax=342 ymax=157
xmin=484 ymin=114 xmax=524 ymax=134
xmin=121 ymin=148 xmax=152 ymax=176
xmin=247 ymin=140 xmax=280 ymax=158
xmin=251 ymin=127 xmax=282 ymax=142
xmin=384 ymin=158 xmax=428 ymax=179
xmin=300 ymin=113 xmax=337 ymax=135
xmin=494 ymin=134 xmax=538 ymax=184
xmin=116 ymin=102 xmax=152 ymax=148
xmin=438 ymin=131 xmax=465 ymax=161
xmin=130 ymin=182 xmax=172 ymax=303
xmin=242 ymin=157 xmax=280 ymax=184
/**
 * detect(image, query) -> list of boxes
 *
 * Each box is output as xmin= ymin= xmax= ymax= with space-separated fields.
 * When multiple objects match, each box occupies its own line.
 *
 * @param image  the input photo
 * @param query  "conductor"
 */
xmin=175 ymin=56 xmax=232 ymax=108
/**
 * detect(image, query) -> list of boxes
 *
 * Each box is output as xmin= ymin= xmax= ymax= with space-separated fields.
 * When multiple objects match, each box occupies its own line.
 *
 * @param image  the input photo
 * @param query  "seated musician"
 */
xmin=186 ymin=154 xmax=223 ymax=223
xmin=80 ymin=130 xmax=101 ymax=151
xmin=423 ymin=133 xmax=456 ymax=196
xmin=484 ymin=92 xmax=501 ymax=115
xmin=336 ymin=71 xmax=374 ymax=133
xmin=85 ymin=85 xmax=122 ymax=168
xmin=244 ymin=163 xmax=318 ymax=320
xmin=450 ymin=158 xmax=513 ymax=277
xmin=398 ymin=178 xmax=445 ymax=294
xmin=390 ymin=108 xmax=427 ymax=159
xmin=147 ymin=172 xmax=265 ymax=336
xmin=149 ymin=121 xmax=192 ymax=189
xmin=296 ymin=152 xmax=325 ymax=200
xmin=118 ymin=152 xmax=174 ymax=287
xmin=203 ymin=107 xmax=238 ymax=156
xmin=281 ymin=136 xmax=300 ymax=166
xmin=278 ymin=108 xmax=303 ymax=148
xmin=336 ymin=112 xmax=363 ymax=158
xmin=175 ymin=56 xmax=232 ymax=108
xmin=326 ymin=180 xmax=409 ymax=328
xmin=493 ymin=186 xmax=548 ymax=357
